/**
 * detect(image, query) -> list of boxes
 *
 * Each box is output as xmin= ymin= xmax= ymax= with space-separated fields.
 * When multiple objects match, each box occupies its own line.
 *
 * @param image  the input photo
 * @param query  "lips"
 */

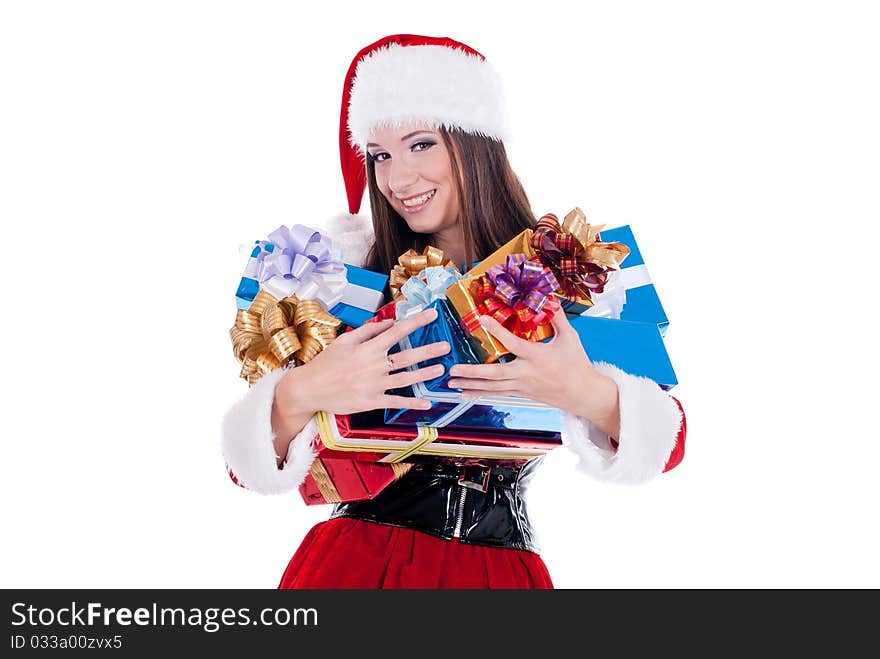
xmin=399 ymin=190 xmax=435 ymax=203
xmin=399 ymin=189 xmax=437 ymax=213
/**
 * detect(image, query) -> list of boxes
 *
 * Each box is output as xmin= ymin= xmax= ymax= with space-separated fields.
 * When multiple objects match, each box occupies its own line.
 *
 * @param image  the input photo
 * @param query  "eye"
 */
xmin=368 ymin=141 xmax=434 ymax=164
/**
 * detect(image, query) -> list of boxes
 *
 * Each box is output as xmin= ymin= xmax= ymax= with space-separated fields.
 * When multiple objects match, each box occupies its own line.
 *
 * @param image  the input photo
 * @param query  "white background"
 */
xmin=2 ymin=0 xmax=878 ymax=588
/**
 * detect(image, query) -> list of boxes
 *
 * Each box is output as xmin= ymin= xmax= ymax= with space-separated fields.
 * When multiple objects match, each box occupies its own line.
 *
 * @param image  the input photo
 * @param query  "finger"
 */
xmin=368 ymin=307 xmax=439 ymax=352
xmin=549 ymin=306 xmax=575 ymax=337
xmin=448 ymin=362 xmax=512 ymax=380
xmin=346 ymin=318 xmax=395 ymax=343
xmin=381 ymin=395 xmax=433 ymax=411
xmin=478 ymin=315 xmax=534 ymax=357
xmin=389 ymin=340 xmax=451 ymax=370
xmin=387 ymin=364 xmax=445 ymax=389
xmin=446 ymin=378 xmax=519 ymax=393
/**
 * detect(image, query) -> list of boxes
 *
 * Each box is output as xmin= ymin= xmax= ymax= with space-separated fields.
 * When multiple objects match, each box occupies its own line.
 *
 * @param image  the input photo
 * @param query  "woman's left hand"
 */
xmin=447 ymin=308 xmax=619 ymax=427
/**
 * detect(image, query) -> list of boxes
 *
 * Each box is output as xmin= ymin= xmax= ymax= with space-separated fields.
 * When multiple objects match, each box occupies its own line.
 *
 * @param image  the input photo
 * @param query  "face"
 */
xmin=365 ymin=122 xmax=460 ymax=236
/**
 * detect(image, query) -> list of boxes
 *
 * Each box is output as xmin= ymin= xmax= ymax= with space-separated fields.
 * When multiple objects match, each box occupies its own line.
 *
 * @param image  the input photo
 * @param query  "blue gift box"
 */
xmin=383 ymin=299 xmax=561 ymax=432
xmin=564 ymin=225 xmax=670 ymax=337
xmin=383 ymin=305 xmax=676 ymax=432
xmin=329 ymin=264 xmax=389 ymax=328
xmin=235 ymin=243 xmax=388 ymax=328
xmin=569 ymin=315 xmax=678 ymax=390
xmin=235 ymin=243 xmax=273 ymax=310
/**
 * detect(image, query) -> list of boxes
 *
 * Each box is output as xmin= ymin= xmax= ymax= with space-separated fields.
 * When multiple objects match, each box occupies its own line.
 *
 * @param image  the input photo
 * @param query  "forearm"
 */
xmin=561 ymin=361 xmax=684 ymax=484
xmin=566 ymin=370 xmax=621 ymax=440
xmin=271 ymin=367 xmax=318 ymax=468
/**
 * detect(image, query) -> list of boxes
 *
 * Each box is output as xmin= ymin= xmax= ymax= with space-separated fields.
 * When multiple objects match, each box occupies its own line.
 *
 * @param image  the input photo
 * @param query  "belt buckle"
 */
xmin=458 ymin=467 xmax=490 ymax=493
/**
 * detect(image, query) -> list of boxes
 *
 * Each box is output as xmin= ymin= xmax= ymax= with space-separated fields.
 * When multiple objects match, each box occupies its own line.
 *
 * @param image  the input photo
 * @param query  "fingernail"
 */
xmin=478 ymin=316 xmax=490 ymax=327
xmin=449 ymin=366 xmax=459 ymax=376
xmin=448 ymin=379 xmax=460 ymax=388
xmin=433 ymin=365 xmax=445 ymax=374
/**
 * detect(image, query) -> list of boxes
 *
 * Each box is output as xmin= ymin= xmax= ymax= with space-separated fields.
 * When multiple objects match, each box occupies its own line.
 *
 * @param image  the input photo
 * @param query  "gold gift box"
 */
xmin=445 ymin=230 xmax=554 ymax=363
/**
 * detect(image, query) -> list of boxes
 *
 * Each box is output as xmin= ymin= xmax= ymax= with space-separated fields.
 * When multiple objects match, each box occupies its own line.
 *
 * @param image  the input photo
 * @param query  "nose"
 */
xmin=387 ymin=158 xmax=418 ymax=195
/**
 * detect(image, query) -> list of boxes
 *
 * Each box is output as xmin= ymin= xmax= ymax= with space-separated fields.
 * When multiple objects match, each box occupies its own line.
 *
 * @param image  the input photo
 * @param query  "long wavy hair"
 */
xmin=363 ymin=127 xmax=536 ymax=274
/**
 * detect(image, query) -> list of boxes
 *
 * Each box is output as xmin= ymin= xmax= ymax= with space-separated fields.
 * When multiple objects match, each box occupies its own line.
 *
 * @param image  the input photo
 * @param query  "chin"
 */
xmin=395 ymin=203 xmax=445 ymax=234
xmin=390 ymin=188 xmax=451 ymax=236
xmin=402 ymin=216 xmax=444 ymax=235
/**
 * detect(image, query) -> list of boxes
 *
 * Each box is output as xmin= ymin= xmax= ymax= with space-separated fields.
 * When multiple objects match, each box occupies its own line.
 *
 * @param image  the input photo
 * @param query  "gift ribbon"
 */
xmin=257 ymin=224 xmax=348 ymax=310
xmin=230 ymin=289 xmax=341 ymax=385
xmin=314 ymin=412 xmax=438 ymax=463
xmin=379 ymin=426 xmax=440 ymax=463
xmin=308 ymin=459 xmax=343 ymax=504
xmin=314 ymin=411 xmax=550 ymax=461
xmin=389 ymin=246 xmax=458 ymax=300
xmin=530 ymin=207 xmax=630 ymax=307
xmin=235 ymin=242 xmax=275 ymax=310
xmin=579 ymin=269 xmax=627 ymax=319
xmin=306 ymin=458 xmax=414 ymax=503
xmin=575 ymin=264 xmax=653 ymax=319
xmin=395 ymin=264 xmax=462 ymax=319
xmin=460 ymin=254 xmax=561 ymax=342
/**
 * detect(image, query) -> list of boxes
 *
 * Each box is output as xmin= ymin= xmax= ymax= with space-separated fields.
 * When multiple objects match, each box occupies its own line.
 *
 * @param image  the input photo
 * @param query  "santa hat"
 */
xmin=339 ymin=34 xmax=510 ymax=215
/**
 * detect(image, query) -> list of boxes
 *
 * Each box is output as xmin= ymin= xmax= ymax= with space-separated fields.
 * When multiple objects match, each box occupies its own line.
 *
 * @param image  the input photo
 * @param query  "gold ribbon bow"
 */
xmin=532 ymin=207 xmax=630 ymax=306
xmin=230 ymin=289 xmax=342 ymax=385
xmin=389 ymin=246 xmax=458 ymax=300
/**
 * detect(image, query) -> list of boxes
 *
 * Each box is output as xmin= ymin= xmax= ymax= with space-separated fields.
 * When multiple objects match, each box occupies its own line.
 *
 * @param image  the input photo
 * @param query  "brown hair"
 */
xmin=363 ymin=127 xmax=536 ymax=274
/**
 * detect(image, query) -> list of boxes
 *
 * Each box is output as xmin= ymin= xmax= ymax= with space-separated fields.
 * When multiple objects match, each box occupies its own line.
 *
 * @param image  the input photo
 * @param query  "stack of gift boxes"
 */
xmin=231 ymin=209 xmax=677 ymax=506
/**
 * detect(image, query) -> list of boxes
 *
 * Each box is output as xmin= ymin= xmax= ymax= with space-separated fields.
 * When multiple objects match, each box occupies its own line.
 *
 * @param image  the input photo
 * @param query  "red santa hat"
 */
xmin=339 ymin=34 xmax=510 ymax=215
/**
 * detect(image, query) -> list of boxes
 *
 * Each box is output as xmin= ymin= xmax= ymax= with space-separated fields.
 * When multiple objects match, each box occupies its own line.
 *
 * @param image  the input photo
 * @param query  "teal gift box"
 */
xmin=564 ymin=225 xmax=670 ymax=337
xmin=569 ymin=315 xmax=678 ymax=390
xmin=328 ymin=264 xmax=389 ymax=328
xmin=236 ymin=244 xmax=387 ymax=328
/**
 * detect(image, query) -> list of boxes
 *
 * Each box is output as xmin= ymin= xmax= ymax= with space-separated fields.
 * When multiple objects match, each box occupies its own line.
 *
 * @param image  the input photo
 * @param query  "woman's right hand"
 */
xmin=275 ymin=307 xmax=449 ymax=418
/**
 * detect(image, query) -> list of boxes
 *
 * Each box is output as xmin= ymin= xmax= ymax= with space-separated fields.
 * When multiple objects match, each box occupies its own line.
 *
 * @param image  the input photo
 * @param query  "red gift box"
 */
xmin=299 ymin=457 xmax=412 ymax=505
xmin=298 ymin=410 xmax=561 ymax=505
xmin=315 ymin=411 xmax=559 ymax=464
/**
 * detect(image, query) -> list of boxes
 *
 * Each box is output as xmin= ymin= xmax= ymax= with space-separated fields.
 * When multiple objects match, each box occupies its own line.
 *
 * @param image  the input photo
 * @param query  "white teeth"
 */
xmin=402 ymin=190 xmax=436 ymax=207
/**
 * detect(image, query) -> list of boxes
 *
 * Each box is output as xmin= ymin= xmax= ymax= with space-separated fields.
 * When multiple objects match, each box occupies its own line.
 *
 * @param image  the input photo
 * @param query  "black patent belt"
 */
xmin=329 ymin=458 xmax=541 ymax=553
xmin=418 ymin=462 xmax=521 ymax=491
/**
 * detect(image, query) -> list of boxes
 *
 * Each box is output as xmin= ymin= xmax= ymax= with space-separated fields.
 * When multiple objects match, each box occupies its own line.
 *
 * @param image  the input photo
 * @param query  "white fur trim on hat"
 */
xmin=221 ymin=366 xmax=319 ymax=495
xmin=347 ymin=43 xmax=510 ymax=151
xmin=562 ymin=362 xmax=683 ymax=485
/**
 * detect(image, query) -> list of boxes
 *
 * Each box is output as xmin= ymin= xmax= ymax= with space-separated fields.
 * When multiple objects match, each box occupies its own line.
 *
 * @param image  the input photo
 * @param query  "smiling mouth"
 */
xmin=399 ymin=189 xmax=437 ymax=212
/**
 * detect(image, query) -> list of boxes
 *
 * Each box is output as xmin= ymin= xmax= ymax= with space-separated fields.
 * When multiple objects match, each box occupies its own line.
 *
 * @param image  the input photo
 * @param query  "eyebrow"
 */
xmin=366 ymin=131 xmax=435 ymax=149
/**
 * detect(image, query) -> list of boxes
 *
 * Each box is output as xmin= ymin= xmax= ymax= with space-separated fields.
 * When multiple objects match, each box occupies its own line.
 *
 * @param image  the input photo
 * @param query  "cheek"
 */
xmin=427 ymin=153 xmax=454 ymax=184
xmin=440 ymin=177 xmax=460 ymax=216
xmin=374 ymin=171 xmax=395 ymax=203
xmin=373 ymin=168 xmax=389 ymax=193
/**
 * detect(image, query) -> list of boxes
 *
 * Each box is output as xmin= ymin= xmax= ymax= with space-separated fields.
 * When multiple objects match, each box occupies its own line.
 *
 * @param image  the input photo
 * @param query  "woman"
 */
xmin=222 ymin=34 xmax=686 ymax=589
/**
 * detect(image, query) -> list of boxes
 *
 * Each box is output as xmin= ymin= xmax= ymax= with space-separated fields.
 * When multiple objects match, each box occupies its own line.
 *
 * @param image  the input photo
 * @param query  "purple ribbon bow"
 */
xmin=257 ymin=224 xmax=347 ymax=308
xmin=485 ymin=254 xmax=560 ymax=313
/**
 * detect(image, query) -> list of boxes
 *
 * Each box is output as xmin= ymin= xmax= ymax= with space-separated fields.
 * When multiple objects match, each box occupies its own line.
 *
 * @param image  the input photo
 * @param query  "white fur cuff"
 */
xmin=220 ymin=367 xmax=318 ymax=495
xmin=563 ymin=361 xmax=683 ymax=485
